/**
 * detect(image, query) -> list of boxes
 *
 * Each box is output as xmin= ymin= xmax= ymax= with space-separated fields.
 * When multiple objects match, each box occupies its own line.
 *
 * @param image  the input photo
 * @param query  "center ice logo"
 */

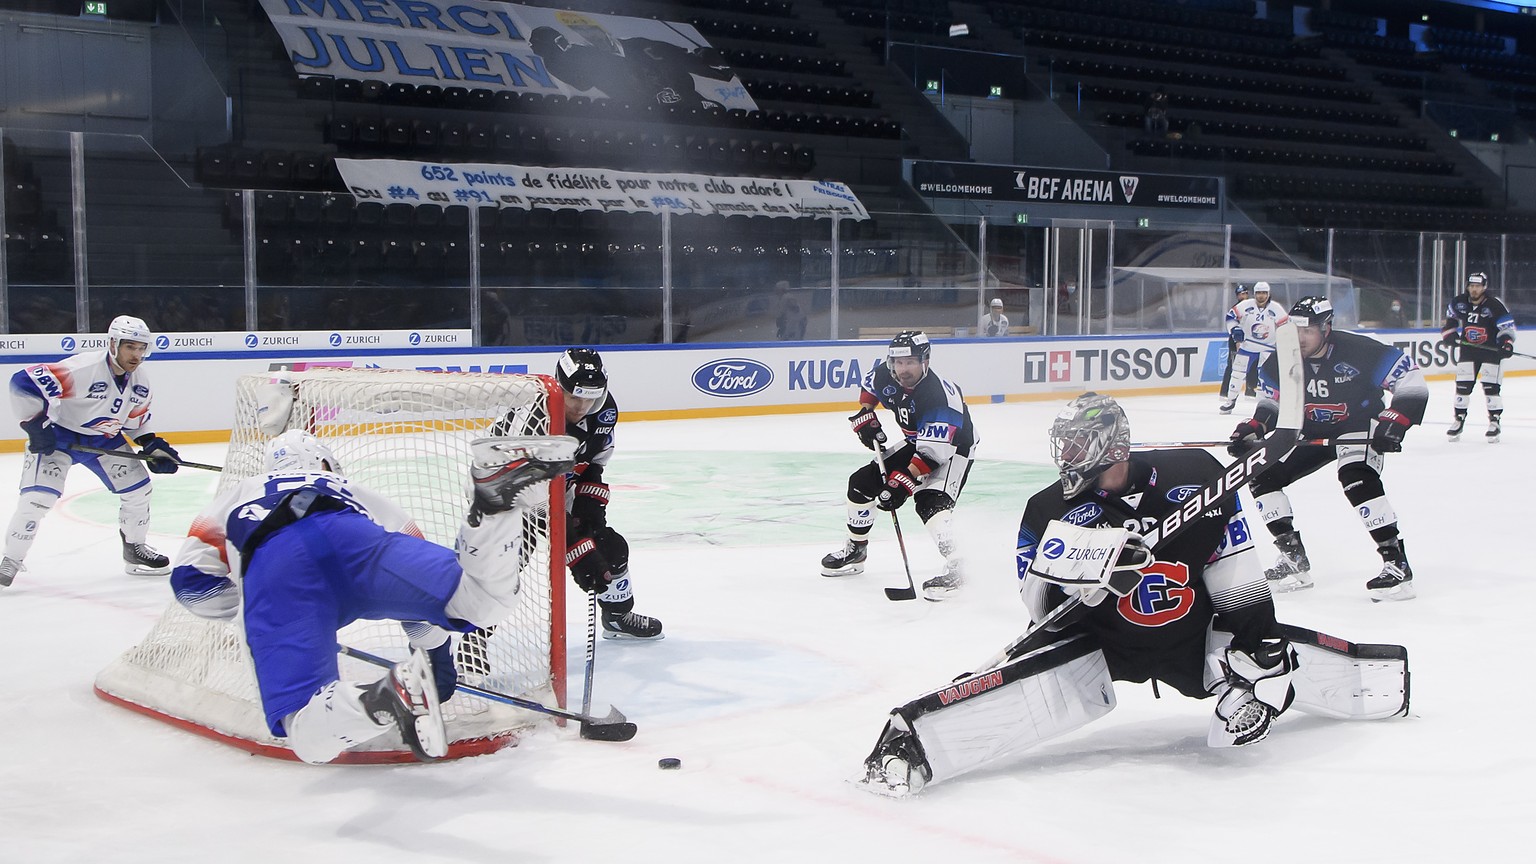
xmin=691 ymin=358 xmax=773 ymax=398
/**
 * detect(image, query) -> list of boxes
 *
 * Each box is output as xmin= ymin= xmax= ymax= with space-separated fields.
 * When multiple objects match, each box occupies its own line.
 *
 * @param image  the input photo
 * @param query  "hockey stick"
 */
xmin=1132 ymin=438 xmax=1329 ymax=450
xmin=580 ymin=591 xmax=598 ymax=723
xmin=873 ymin=446 xmax=918 ymax=602
xmin=1455 ymin=338 xmax=1536 ymax=361
xmin=970 ymin=319 xmax=1306 ymax=675
xmin=340 ymin=644 xmax=638 ymax=742
xmin=68 ymin=442 xmax=224 ymax=473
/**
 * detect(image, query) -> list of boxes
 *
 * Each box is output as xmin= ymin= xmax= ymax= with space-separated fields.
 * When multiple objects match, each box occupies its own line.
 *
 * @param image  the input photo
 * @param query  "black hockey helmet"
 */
xmin=1289 ymin=296 xmax=1334 ymax=331
xmin=556 ymin=347 xmax=608 ymax=407
xmin=1467 ymin=272 xmax=1488 ymax=289
xmin=887 ymin=330 xmax=931 ymax=366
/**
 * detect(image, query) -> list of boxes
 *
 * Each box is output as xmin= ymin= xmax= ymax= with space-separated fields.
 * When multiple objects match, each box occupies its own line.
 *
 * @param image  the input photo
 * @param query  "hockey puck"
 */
xmin=657 ymin=757 xmax=682 ymax=770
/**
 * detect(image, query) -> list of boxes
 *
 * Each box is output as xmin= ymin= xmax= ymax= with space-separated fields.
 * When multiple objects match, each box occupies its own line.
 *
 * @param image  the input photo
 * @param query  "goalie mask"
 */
xmin=1049 ymin=392 xmax=1131 ymax=497
xmin=263 ymin=430 xmax=343 ymax=475
xmin=556 ymin=348 xmax=608 ymax=420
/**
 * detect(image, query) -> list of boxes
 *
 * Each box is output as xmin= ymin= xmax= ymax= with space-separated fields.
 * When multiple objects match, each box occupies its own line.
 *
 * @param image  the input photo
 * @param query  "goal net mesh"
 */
xmin=94 ymin=367 xmax=566 ymax=762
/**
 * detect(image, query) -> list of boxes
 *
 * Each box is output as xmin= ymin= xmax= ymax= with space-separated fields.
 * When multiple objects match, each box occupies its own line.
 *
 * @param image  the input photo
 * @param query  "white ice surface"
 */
xmin=2 ymin=376 xmax=1532 ymax=864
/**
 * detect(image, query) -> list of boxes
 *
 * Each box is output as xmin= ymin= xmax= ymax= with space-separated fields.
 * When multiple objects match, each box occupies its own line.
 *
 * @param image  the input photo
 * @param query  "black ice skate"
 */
xmin=121 ymin=531 xmax=170 ymax=576
xmin=921 ymin=560 xmax=964 ymax=601
xmin=601 ymin=608 xmax=664 ymax=641
xmin=0 ymin=556 xmax=21 ymax=588
xmin=1264 ymin=531 xmax=1312 ymax=592
xmin=1218 ymin=396 xmax=1237 ymax=414
xmin=1367 ymin=543 xmax=1416 ymax=602
xmin=1447 ymin=413 xmax=1466 ymax=440
xmin=1486 ymin=416 xmax=1502 ymax=443
xmin=358 ymin=648 xmax=447 ymax=761
xmin=820 ymin=539 xmax=868 ymax=577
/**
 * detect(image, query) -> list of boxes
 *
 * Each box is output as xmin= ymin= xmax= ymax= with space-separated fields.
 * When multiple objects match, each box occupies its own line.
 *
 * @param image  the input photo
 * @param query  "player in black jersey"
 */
xmin=487 ymin=349 xmax=662 ymax=640
xmin=1229 ymin=297 xmax=1429 ymax=601
xmin=822 ymin=331 xmax=978 ymax=600
xmin=1442 ymin=271 xmax=1517 ymax=441
xmin=857 ymin=393 xmax=1305 ymax=796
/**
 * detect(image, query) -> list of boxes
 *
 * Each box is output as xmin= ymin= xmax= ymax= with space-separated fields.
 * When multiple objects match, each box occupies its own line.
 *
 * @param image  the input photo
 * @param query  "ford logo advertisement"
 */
xmin=692 ymin=358 xmax=773 ymax=398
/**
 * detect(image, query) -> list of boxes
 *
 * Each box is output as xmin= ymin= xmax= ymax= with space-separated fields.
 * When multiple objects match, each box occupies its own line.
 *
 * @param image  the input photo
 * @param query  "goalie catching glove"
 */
xmin=1027 ymin=520 xmax=1153 ymax=605
xmin=848 ymin=406 xmax=887 ymax=451
xmin=877 ymin=452 xmax=934 ymax=512
xmin=135 ymin=434 xmax=181 ymax=474
xmin=1209 ymin=638 xmax=1297 ymax=747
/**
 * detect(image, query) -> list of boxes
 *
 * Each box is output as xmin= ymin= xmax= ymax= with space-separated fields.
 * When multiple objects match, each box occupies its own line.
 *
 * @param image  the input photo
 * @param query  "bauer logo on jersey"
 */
xmin=1062 ymin=502 xmax=1104 ymax=525
xmin=1118 ymin=561 xmax=1196 ymax=627
xmin=692 ymin=358 xmax=773 ymax=397
xmin=1165 ymin=484 xmax=1200 ymax=503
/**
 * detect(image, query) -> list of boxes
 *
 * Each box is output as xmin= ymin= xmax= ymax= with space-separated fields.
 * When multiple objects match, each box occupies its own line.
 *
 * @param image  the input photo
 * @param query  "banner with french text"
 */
xmin=258 ymin=0 xmax=757 ymax=111
xmin=910 ymin=160 xmax=1222 ymax=210
xmin=334 ymin=158 xmax=871 ymax=219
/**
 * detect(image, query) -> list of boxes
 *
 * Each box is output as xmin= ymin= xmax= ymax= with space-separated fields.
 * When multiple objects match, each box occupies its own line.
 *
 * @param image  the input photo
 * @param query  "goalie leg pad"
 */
xmin=448 ymin=509 xmax=530 ymax=626
xmin=1281 ymin=624 xmax=1410 ymax=720
xmin=283 ymin=680 xmax=393 ymax=764
xmin=866 ymin=634 xmax=1114 ymax=793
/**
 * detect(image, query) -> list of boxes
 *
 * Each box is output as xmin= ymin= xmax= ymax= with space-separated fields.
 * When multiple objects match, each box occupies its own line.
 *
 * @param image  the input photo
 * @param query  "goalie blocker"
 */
xmin=862 ymin=625 xmax=1409 ymax=796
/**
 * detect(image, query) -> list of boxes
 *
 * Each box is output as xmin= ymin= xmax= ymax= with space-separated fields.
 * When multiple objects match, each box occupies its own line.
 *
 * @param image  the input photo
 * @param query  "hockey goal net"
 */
xmin=95 ymin=367 xmax=566 ymax=763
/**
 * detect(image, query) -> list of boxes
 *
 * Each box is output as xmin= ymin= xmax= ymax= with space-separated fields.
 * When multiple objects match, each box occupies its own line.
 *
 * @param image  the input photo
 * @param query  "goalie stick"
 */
xmin=968 ymin=318 xmax=1305 ymax=675
xmin=340 ymin=644 xmax=638 ymax=742
xmin=68 ymin=442 xmax=224 ymax=473
xmin=1132 ymin=438 xmax=1328 ymax=450
xmin=874 ymin=446 xmax=918 ymax=602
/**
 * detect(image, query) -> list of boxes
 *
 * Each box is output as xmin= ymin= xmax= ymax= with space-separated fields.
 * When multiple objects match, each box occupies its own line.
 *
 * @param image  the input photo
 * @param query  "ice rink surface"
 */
xmin=3 ymin=376 xmax=1533 ymax=864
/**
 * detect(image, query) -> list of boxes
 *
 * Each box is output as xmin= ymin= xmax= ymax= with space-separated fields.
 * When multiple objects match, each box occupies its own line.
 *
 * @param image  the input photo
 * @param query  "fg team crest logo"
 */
xmin=1119 ymin=175 xmax=1139 ymax=202
xmin=1118 ymin=561 xmax=1196 ymax=626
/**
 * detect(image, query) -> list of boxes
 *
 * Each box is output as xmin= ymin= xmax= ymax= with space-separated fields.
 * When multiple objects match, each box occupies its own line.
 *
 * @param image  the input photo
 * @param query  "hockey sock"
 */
xmin=118 ymin=485 xmax=153 ymax=545
xmin=847 ymin=501 xmax=875 ymax=540
xmin=4 ymin=489 xmax=56 ymax=562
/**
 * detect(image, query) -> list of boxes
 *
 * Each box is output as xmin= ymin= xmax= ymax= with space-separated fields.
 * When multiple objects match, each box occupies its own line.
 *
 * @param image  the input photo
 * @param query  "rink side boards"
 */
xmin=0 ymin=328 xmax=1517 ymax=447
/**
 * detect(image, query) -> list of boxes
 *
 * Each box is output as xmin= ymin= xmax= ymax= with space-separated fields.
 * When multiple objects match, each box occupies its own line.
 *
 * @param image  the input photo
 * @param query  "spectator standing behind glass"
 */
xmin=1144 ymin=87 xmax=1170 ymax=137
xmin=776 ymin=282 xmax=808 ymax=341
xmin=980 ymin=298 xmax=1010 ymax=337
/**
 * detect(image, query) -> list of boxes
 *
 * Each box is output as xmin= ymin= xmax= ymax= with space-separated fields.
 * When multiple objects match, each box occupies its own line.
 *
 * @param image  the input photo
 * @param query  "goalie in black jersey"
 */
xmin=1229 ymin=297 xmax=1429 ymax=601
xmin=486 ymin=349 xmax=662 ymax=640
xmin=821 ymin=331 xmax=978 ymax=600
xmin=858 ymin=393 xmax=1407 ymax=797
xmin=1441 ymin=271 xmax=1517 ymax=442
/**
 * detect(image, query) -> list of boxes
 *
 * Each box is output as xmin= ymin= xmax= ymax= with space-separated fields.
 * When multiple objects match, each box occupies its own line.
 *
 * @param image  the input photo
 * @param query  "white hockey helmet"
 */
xmin=1252 ymin=281 xmax=1271 ymax=299
xmin=107 ymin=315 xmax=154 ymax=360
xmin=263 ymin=430 xmax=343 ymax=474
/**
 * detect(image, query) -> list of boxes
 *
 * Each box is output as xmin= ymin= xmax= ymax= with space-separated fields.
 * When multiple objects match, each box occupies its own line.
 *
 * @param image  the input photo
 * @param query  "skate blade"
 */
xmin=850 ymin=771 xmax=914 ymax=799
xmin=821 ymin=563 xmax=866 ymax=577
xmin=1369 ymin=583 xmax=1417 ymax=603
xmin=124 ymin=564 xmax=171 ymax=577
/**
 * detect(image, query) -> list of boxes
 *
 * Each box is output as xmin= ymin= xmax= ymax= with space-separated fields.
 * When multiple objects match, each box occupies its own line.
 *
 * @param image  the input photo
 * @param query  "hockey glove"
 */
xmin=136 ymin=434 xmax=181 ymax=474
xmin=1227 ymin=418 xmax=1267 ymax=458
xmin=1500 ymin=338 xmax=1516 ymax=358
xmin=19 ymin=416 xmax=57 ymax=456
xmin=1370 ymin=409 xmax=1412 ymax=453
xmin=848 ymin=406 xmax=887 ymax=451
xmin=566 ymin=534 xmax=614 ymax=593
xmin=571 ymin=480 xmax=610 ymax=533
xmin=1229 ymin=327 xmax=1244 ymax=344
xmin=877 ymin=454 xmax=933 ymax=512
xmin=426 ymin=639 xmax=458 ymax=700
xmin=1440 ymin=329 xmax=1457 ymax=346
